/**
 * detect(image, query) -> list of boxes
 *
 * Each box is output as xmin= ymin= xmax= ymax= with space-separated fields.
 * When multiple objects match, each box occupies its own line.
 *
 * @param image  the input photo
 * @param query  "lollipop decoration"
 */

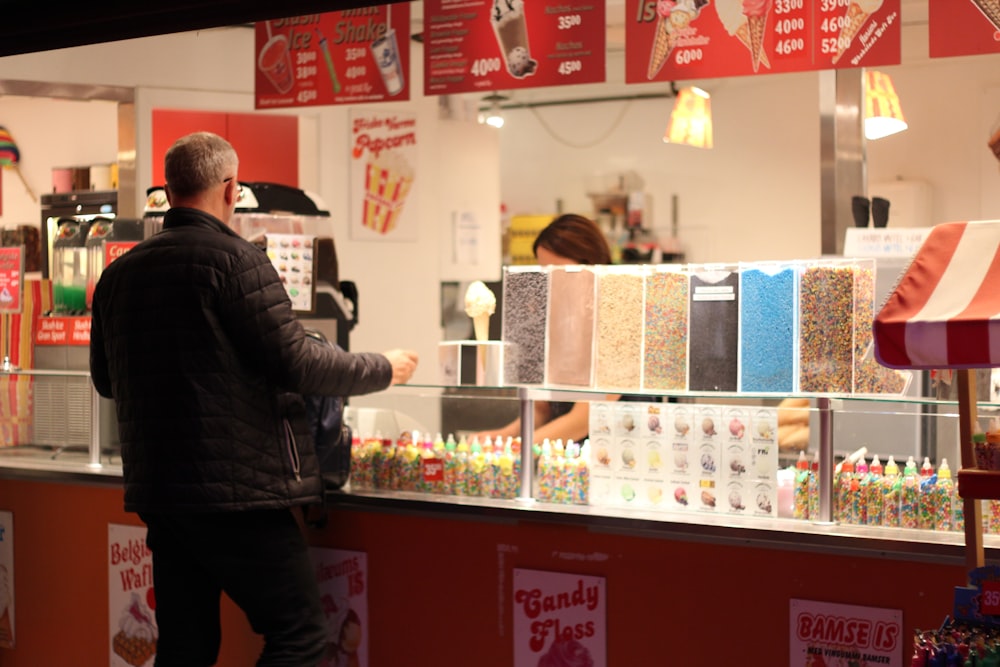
xmin=0 ymin=126 xmax=36 ymax=202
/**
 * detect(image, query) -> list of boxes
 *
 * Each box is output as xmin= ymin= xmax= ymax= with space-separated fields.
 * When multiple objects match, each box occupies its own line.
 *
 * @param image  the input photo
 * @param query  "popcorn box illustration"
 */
xmin=362 ymin=150 xmax=414 ymax=234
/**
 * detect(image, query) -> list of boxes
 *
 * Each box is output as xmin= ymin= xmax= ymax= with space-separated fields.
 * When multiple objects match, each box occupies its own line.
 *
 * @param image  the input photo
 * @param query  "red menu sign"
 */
xmin=255 ymin=4 xmax=411 ymax=109
xmin=423 ymin=0 xmax=606 ymax=95
xmin=35 ymin=316 xmax=91 ymax=346
xmin=626 ymin=0 xmax=900 ymax=83
xmin=929 ymin=0 xmax=1000 ymax=58
xmin=0 ymin=247 xmax=22 ymax=314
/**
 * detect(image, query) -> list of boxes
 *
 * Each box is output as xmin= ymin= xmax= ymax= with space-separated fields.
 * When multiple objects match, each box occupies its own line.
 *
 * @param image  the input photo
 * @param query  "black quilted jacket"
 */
xmin=90 ymin=207 xmax=392 ymax=513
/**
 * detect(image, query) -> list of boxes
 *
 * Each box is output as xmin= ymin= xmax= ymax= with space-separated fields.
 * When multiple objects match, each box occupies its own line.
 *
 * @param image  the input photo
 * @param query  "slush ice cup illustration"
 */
xmin=258 ymin=30 xmax=295 ymax=94
xmin=362 ymin=150 xmax=414 ymax=235
xmin=492 ymin=0 xmax=537 ymax=78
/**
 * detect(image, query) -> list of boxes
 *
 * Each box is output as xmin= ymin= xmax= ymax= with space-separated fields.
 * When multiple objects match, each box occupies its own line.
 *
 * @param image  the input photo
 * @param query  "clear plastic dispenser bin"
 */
xmin=642 ymin=264 xmax=689 ymax=392
xmin=687 ymin=264 xmax=740 ymax=392
xmin=738 ymin=261 xmax=798 ymax=393
xmin=501 ymin=265 xmax=548 ymax=385
xmin=545 ymin=265 xmax=597 ymax=387
xmin=798 ymin=258 xmax=875 ymax=394
xmin=594 ymin=265 xmax=644 ymax=392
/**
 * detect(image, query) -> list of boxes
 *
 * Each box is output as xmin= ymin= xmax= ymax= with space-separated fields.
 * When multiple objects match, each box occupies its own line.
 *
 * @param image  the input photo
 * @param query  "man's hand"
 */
xmin=383 ymin=349 xmax=419 ymax=386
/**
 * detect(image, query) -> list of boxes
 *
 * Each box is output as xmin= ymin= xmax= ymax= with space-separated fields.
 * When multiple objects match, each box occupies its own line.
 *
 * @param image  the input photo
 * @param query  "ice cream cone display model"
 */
xmin=362 ymin=150 xmax=414 ymax=235
xmin=832 ymin=0 xmax=883 ymax=64
xmin=464 ymin=280 xmax=496 ymax=341
xmin=972 ymin=0 xmax=1000 ymax=33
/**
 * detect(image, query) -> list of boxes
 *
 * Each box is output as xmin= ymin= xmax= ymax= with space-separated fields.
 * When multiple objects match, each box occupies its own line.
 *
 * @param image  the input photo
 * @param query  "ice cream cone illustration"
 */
xmin=362 ymin=151 xmax=414 ymax=235
xmin=715 ymin=0 xmax=770 ymax=69
xmin=647 ymin=13 xmax=673 ymax=79
xmin=832 ymin=0 xmax=883 ymax=64
xmin=741 ymin=0 xmax=773 ymax=73
xmin=647 ymin=1 xmax=706 ymax=79
xmin=971 ymin=0 xmax=1000 ymax=32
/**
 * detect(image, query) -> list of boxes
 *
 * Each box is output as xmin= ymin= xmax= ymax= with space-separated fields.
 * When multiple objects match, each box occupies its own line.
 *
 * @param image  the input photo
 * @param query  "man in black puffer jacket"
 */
xmin=90 ymin=132 xmax=418 ymax=667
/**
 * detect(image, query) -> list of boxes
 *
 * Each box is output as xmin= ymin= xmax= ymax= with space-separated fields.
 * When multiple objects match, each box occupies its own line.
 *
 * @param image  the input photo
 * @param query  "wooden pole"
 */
xmin=957 ymin=368 xmax=984 ymax=577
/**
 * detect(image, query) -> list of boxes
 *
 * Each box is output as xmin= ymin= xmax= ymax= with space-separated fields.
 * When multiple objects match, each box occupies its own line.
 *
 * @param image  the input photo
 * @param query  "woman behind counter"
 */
xmin=474 ymin=213 xmax=617 ymax=444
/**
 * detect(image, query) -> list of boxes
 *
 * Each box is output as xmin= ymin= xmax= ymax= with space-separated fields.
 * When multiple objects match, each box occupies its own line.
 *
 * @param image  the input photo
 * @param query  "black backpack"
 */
xmin=302 ymin=329 xmax=352 ymax=490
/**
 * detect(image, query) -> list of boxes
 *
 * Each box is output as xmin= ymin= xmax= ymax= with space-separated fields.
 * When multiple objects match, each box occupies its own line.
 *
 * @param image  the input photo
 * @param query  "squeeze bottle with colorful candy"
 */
xmin=933 ymin=458 xmax=954 ymax=531
xmin=480 ymin=437 xmax=497 ymax=498
xmin=536 ymin=439 xmax=554 ymax=502
xmin=793 ymin=451 xmax=810 ymax=520
xmin=835 ymin=459 xmax=855 ymax=524
xmin=918 ymin=461 xmax=937 ymax=530
xmin=807 ymin=452 xmax=820 ymax=520
xmin=864 ymin=455 xmax=884 ymax=526
xmin=852 ymin=457 xmax=869 ymax=525
xmin=900 ymin=456 xmax=920 ymax=529
xmin=442 ymin=434 xmax=459 ymax=494
xmin=467 ymin=438 xmax=484 ymax=497
xmin=576 ymin=440 xmax=591 ymax=505
xmin=882 ymin=455 xmax=901 ymax=528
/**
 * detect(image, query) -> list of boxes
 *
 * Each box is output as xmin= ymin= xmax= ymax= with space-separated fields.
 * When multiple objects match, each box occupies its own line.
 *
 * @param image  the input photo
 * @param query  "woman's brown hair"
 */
xmin=532 ymin=214 xmax=612 ymax=265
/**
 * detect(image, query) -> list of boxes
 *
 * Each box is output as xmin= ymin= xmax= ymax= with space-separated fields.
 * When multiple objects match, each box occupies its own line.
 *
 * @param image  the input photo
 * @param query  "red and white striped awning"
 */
xmin=874 ymin=220 xmax=1000 ymax=370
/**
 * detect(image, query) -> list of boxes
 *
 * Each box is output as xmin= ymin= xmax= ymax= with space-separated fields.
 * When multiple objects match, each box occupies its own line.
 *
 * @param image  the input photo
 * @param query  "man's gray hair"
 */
xmin=164 ymin=132 xmax=239 ymax=198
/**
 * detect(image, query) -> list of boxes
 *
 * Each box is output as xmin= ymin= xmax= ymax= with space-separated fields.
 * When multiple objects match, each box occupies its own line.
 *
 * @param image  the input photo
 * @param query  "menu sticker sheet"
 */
xmin=668 ymin=404 xmax=694 ymax=511
xmin=640 ymin=402 xmax=668 ymax=507
xmin=929 ymin=0 xmax=1000 ymax=58
xmin=588 ymin=402 xmax=614 ymax=506
xmin=721 ymin=406 xmax=750 ymax=515
xmin=255 ymin=5 xmax=411 ymax=109
xmin=423 ymin=0 xmax=606 ymax=95
xmin=695 ymin=405 xmax=722 ymax=512
xmin=611 ymin=401 xmax=642 ymax=506
xmin=108 ymin=524 xmax=156 ymax=667
xmin=625 ymin=0 xmax=901 ymax=83
xmin=513 ymin=569 xmax=606 ymax=667
xmin=750 ymin=407 xmax=779 ymax=517
xmin=349 ymin=109 xmax=419 ymax=242
xmin=0 ymin=512 xmax=13 ymax=649
xmin=266 ymin=234 xmax=316 ymax=313
xmin=312 ymin=548 xmax=369 ymax=667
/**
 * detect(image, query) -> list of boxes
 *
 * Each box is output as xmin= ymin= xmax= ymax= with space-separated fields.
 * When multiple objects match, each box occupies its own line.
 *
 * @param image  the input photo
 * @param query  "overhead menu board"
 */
xmin=255 ymin=4 xmax=411 ymax=109
xmin=423 ymin=0 xmax=606 ymax=95
xmin=625 ymin=0 xmax=901 ymax=83
xmin=929 ymin=0 xmax=1000 ymax=58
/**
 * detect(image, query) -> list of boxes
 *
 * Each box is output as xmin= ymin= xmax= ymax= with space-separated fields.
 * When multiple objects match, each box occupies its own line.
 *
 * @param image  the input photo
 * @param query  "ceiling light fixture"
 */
xmin=864 ymin=70 xmax=907 ymax=140
xmin=663 ymin=86 xmax=713 ymax=149
xmin=480 ymin=93 xmax=507 ymax=129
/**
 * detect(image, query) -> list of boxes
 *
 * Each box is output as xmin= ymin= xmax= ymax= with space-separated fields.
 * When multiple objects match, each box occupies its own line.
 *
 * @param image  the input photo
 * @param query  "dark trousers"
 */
xmin=140 ymin=508 xmax=328 ymax=667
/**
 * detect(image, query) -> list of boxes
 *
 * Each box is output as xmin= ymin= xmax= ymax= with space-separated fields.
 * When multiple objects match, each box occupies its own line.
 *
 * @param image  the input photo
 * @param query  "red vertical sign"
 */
xmin=0 ymin=247 xmax=22 ymax=314
xmin=625 ymin=0 xmax=901 ymax=83
xmin=929 ymin=0 xmax=1000 ymax=58
xmin=423 ymin=0 xmax=606 ymax=95
xmin=255 ymin=4 xmax=411 ymax=109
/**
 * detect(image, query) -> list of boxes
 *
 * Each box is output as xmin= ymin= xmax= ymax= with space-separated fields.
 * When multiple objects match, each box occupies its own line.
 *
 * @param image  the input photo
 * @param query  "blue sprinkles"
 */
xmin=739 ymin=267 xmax=795 ymax=392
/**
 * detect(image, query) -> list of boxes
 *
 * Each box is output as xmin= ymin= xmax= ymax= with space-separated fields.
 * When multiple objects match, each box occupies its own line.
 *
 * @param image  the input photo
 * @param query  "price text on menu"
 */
xmin=423 ymin=0 xmax=606 ymax=95
xmin=255 ymin=4 xmax=411 ymax=109
xmin=625 ymin=0 xmax=901 ymax=83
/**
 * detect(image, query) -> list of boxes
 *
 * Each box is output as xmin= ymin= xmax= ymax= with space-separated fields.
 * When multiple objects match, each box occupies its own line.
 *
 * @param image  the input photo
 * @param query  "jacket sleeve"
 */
xmin=220 ymin=245 xmax=393 ymax=397
xmin=88 ymin=284 xmax=113 ymax=398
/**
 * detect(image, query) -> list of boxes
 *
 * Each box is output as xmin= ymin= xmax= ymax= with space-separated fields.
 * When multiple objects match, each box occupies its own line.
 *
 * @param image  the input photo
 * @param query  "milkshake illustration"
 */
xmin=371 ymin=28 xmax=405 ymax=95
xmin=715 ymin=0 xmax=771 ymax=70
xmin=362 ymin=150 xmax=414 ymax=235
xmin=832 ymin=0 xmax=883 ymax=64
xmin=492 ymin=0 xmax=537 ymax=78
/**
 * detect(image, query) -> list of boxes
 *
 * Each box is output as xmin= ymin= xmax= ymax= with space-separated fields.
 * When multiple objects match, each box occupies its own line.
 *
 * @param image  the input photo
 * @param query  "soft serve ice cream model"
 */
xmin=832 ymin=0 xmax=883 ymax=64
xmin=492 ymin=0 xmax=537 ymax=78
xmin=464 ymin=280 xmax=496 ymax=341
xmin=362 ymin=150 xmax=414 ymax=235
xmin=714 ymin=0 xmax=770 ymax=70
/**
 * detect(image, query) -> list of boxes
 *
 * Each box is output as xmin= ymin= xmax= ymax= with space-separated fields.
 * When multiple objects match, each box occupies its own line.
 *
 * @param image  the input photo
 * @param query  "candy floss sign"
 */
xmin=349 ymin=109 xmax=418 ymax=242
xmin=109 ymin=524 xmax=157 ymax=667
xmin=790 ymin=598 xmax=902 ymax=667
xmin=513 ymin=569 xmax=606 ymax=667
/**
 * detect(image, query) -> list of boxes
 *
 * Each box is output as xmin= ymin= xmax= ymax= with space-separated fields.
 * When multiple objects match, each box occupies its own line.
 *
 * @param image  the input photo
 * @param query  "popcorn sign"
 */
xmin=513 ymin=569 xmax=606 ymax=667
xmin=349 ymin=109 xmax=419 ymax=242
